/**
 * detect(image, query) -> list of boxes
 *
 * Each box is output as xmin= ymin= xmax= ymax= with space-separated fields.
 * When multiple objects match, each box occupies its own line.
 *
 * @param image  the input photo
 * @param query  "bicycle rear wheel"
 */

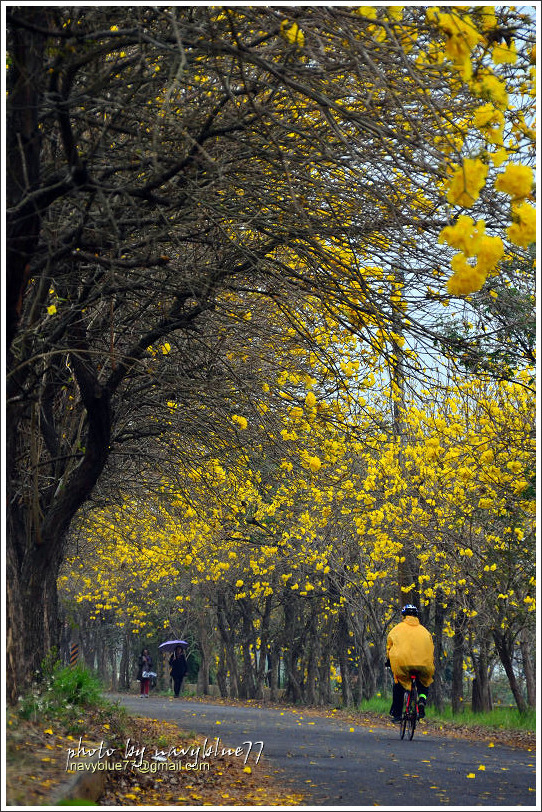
xmin=400 ymin=690 xmax=410 ymax=739
xmin=407 ymin=686 xmax=418 ymax=740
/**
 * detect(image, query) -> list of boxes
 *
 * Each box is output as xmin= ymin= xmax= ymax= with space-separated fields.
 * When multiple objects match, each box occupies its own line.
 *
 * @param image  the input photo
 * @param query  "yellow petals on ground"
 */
xmin=232 ymin=414 xmax=248 ymax=429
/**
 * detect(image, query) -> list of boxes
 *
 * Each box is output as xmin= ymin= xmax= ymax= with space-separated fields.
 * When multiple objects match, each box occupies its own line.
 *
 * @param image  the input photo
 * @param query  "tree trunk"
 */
xmin=196 ymin=616 xmax=211 ymax=695
xmin=216 ymin=599 xmax=240 ymax=698
xmin=109 ymin=645 xmax=118 ymax=692
xmin=6 ymin=538 xmax=26 ymax=704
xmin=337 ymin=612 xmax=353 ymax=707
xmin=317 ymin=655 xmax=332 ymax=706
xmin=119 ymin=634 xmax=131 ymax=690
xmin=520 ymin=632 xmax=536 ymax=708
xmin=431 ymin=590 xmax=445 ymax=711
xmin=451 ymin=615 xmax=465 ymax=715
xmin=284 ymin=648 xmax=303 ymax=704
xmin=493 ymin=630 xmax=527 ymax=714
xmin=268 ymin=644 xmax=281 ymax=701
xmin=470 ymin=635 xmax=492 ymax=713
xmin=216 ymin=646 xmax=228 ymax=698
xmin=305 ymin=612 xmax=320 ymax=705
xmin=18 ymin=540 xmax=64 ymax=680
xmin=6 ymin=7 xmax=49 ymax=348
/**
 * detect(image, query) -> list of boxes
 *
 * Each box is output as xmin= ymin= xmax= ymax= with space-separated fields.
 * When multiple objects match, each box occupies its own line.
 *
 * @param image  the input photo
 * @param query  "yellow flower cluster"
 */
xmin=470 ymin=70 xmax=509 ymax=110
xmin=473 ymin=103 xmax=504 ymax=146
xmin=491 ymin=40 xmax=517 ymax=65
xmin=446 ymin=158 xmax=488 ymax=208
xmin=507 ymin=202 xmax=536 ymax=249
xmin=280 ymin=20 xmax=305 ymax=47
xmin=495 ymin=164 xmax=533 ymax=201
xmin=426 ymin=7 xmax=482 ymax=80
xmin=493 ymin=164 xmax=535 ymax=249
xmin=439 ymin=216 xmax=504 ymax=296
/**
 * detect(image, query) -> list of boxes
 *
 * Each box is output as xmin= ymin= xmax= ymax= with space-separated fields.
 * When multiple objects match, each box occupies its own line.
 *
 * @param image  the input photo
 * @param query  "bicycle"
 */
xmin=400 ymin=673 xmax=419 ymax=740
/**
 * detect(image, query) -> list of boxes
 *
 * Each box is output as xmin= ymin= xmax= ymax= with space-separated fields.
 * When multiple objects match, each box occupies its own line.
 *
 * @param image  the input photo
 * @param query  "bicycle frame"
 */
xmin=400 ymin=673 xmax=418 ymax=740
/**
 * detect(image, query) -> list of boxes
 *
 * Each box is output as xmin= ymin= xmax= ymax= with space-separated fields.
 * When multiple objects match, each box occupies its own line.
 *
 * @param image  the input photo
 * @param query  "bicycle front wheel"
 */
xmin=407 ymin=710 xmax=416 ymax=740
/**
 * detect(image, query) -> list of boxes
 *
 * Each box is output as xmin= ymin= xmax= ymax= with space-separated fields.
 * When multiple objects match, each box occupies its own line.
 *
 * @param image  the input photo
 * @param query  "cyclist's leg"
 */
xmin=390 ymin=680 xmax=405 ymax=720
xmin=415 ymin=676 xmax=428 ymax=717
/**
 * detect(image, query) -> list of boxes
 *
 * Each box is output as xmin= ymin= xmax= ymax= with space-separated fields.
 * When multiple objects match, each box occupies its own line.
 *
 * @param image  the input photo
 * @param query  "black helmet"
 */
xmin=401 ymin=604 xmax=418 ymax=617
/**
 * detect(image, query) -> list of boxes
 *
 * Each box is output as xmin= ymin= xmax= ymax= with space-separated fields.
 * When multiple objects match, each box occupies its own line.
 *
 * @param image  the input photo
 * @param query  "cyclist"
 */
xmin=386 ymin=604 xmax=435 ymax=723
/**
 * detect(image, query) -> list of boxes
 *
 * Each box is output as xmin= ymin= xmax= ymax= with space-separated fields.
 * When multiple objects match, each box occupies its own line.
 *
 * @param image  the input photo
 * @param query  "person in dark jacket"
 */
xmin=137 ymin=648 xmax=153 ymax=697
xmin=169 ymin=646 xmax=187 ymax=697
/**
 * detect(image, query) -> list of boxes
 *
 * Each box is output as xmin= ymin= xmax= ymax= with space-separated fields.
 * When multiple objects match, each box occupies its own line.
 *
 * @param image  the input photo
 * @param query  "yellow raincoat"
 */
xmin=386 ymin=615 xmax=435 ymax=690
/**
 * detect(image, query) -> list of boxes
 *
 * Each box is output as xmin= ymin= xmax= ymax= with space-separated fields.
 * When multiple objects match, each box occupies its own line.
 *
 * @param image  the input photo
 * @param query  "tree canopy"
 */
xmin=5 ymin=4 xmax=536 ymax=706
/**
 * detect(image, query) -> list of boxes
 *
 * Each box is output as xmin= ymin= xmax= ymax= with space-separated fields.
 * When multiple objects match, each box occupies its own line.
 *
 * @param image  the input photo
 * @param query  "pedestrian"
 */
xmin=169 ymin=645 xmax=188 ymax=697
xmin=386 ymin=604 xmax=435 ymax=722
xmin=138 ymin=648 xmax=153 ymax=698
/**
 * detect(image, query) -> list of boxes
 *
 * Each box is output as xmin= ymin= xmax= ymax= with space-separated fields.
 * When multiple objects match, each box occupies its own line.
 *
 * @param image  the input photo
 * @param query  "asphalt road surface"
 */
xmin=113 ymin=694 xmax=537 ymax=807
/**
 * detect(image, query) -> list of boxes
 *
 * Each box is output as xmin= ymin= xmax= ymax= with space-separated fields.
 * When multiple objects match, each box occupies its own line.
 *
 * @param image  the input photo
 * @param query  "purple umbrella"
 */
xmin=159 ymin=639 xmax=188 ymax=652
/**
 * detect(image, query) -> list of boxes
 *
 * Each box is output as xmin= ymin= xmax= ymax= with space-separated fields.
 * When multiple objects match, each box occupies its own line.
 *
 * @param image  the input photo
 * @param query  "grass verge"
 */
xmin=356 ymin=695 xmax=536 ymax=732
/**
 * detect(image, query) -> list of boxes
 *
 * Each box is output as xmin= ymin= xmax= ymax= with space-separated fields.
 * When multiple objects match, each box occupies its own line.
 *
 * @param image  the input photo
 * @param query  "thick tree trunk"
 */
xmin=284 ymin=649 xmax=303 ymax=704
xmin=6 ymin=360 xmax=111 ymax=700
xmin=470 ymin=635 xmax=492 ymax=713
xmin=493 ymin=630 xmax=527 ymax=714
xmin=216 ymin=646 xmax=228 ymax=698
xmin=317 ymin=655 xmax=332 ymax=706
xmin=520 ymin=632 xmax=536 ymax=708
xmin=6 ymin=539 xmax=26 ymax=704
xmin=268 ymin=644 xmax=281 ymax=701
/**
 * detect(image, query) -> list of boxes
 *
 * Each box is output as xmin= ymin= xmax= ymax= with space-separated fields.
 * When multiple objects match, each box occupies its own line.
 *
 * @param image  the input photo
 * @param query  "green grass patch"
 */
xmin=355 ymin=694 xmax=535 ymax=731
xmin=429 ymin=704 xmax=536 ymax=731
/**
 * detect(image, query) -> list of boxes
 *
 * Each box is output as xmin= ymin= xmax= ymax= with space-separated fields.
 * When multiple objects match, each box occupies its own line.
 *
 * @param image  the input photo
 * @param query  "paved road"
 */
xmin=112 ymin=695 xmax=537 ymax=807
